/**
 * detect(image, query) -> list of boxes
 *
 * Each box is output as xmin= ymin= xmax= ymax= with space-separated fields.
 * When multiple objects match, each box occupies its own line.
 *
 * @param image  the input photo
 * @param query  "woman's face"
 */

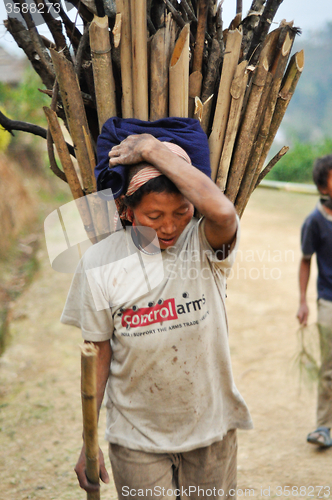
xmin=129 ymin=191 xmax=194 ymax=250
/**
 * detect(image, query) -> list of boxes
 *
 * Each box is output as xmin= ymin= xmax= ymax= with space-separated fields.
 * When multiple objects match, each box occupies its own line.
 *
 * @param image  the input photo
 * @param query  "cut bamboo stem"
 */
xmin=131 ymin=0 xmax=149 ymax=120
xmin=215 ymin=60 xmax=248 ymax=192
xmin=233 ymin=70 xmax=273 ymax=214
xmin=259 ymin=49 xmax=304 ymax=169
xmin=83 ymin=126 xmax=111 ymax=240
xmin=225 ymin=56 xmax=268 ymax=203
xmin=43 ymin=107 xmax=97 ymax=242
xmin=169 ymin=23 xmax=190 ymax=118
xmin=150 ymin=16 xmax=174 ymax=121
xmin=188 ymin=0 xmax=208 ymax=116
xmin=89 ymin=15 xmax=117 ymax=131
xmin=239 ymin=50 xmax=304 ymax=214
xmin=81 ymin=343 xmax=100 ymax=500
xmin=253 ymin=32 xmax=294 ymax=176
xmin=116 ymin=0 xmax=133 ymax=118
xmin=50 ymin=49 xmax=95 ymax=195
xmin=208 ymin=28 xmax=242 ymax=181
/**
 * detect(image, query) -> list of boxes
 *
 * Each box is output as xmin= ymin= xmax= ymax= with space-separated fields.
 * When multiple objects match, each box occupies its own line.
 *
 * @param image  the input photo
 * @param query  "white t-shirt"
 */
xmin=61 ymin=217 xmax=253 ymax=453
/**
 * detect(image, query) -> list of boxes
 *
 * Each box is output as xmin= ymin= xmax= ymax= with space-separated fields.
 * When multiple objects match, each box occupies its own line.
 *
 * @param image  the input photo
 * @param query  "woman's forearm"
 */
xmin=143 ymin=138 xmax=235 ymax=223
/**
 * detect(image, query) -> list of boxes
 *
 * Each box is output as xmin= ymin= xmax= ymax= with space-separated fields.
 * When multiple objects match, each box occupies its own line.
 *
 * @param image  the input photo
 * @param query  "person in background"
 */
xmin=297 ymin=154 xmax=332 ymax=448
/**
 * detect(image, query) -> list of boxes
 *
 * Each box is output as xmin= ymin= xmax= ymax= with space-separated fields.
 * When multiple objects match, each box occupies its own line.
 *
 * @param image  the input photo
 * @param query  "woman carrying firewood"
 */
xmin=61 ymin=121 xmax=252 ymax=500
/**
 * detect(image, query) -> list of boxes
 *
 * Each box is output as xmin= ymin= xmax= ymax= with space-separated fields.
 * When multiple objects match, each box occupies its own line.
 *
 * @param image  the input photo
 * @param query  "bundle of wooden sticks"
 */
xmin=4 ymin=0 xmax=304 ymax=222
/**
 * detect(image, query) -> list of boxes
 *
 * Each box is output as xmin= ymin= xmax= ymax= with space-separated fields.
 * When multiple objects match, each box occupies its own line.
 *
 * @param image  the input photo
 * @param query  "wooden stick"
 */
xmin=238 ymin=51 xmax=302 ymax=214
xmin=247 ymin=0 xmax=284 ymax=65
xmin=255 ymin=49 xmax=304 ymax=179
xmin=255 ymin=145 xmax=289 ymax=187
xmin=236 ymin=144 xmax=289 ymax=217
xmin=169 ymin=24 xmax=190 ymax=118
xmin=258 ymin=26 xmax=281 ymax=69
xmin=81 ymin=343 xmax=100 ymax=500
xmin=116 ymin=0 xmax=134 ymax=118
xmin=188 ymin=0 xmax=208 ymax=119
xmin=150 ymin=16 xmax=174 ymax=121
xmin=83 ymin=127 xmax=110 ymax=240
xmin=44 ymin=107 xmax=97 ymax=242
xmin=192 ymin=0 xmax=208 ymax=73
xmin=236 ymin=0 xmax=243 ymax=16
xmin=233 ymin=70 xmax=273 ymax=213
xmin=253 ymin=32 xmax=294 ymax=174
xmin=208 ymin=28 xmax=242 ymax=181
xmin=241 ymin=0 xmax=266 ymax=61
xmin=189 ymin=71 xmax=203 ymax=118
xmin=216 ymin=60 xmax=248 ymax=192
xmin=225 ymin=56 xmax=268 ymax=202
xmin=4 ymin=18 xmax=55 ymax=90
xmin=90 ymin=16 xmax=117 ymax=131
xmin=50 ymin=49 xmax=95 ymax=195
xmin=201 ymin=37 xmax=222 ymax=103
xmin=131 ymin=0 xmax=149 ymax=120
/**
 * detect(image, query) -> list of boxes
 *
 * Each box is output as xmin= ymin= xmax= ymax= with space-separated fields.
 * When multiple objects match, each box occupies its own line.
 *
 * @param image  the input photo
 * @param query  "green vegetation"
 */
xmin=267 ymin=137 xmax=332 ymax=183
xmin=0 ymin=64 xmax=49 ymax=152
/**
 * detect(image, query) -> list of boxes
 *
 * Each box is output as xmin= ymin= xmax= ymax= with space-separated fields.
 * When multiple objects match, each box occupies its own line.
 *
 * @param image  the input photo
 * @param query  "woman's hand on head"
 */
xmin=108 ymin=134 xmax=158 ymax=167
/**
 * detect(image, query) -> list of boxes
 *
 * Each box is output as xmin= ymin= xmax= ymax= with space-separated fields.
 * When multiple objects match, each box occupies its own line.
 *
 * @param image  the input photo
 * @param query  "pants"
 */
xmin=317 ymin=298 xmax=332 ymax=428
xmin=109 ymin=430 xmax=237 ymax=500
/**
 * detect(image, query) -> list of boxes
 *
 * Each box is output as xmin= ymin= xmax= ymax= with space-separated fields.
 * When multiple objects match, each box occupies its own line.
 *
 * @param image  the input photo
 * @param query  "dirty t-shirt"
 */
xmin=61 ymin=217 xmax=253 ymax=453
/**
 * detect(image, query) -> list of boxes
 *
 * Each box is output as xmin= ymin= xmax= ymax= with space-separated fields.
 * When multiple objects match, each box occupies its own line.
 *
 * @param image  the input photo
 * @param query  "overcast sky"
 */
xmin=0 ymin=0 xmax=331 ymax=56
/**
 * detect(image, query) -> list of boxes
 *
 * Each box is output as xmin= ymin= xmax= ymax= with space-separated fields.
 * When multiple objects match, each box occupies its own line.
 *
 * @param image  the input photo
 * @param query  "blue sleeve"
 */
xmin=301 ymin=216 xmax=320 ymax=257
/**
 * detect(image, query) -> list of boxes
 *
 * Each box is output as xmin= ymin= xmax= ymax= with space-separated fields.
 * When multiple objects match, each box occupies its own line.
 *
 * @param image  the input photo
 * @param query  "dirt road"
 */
xmin=0 ymin=188 xmax=330 ymax=500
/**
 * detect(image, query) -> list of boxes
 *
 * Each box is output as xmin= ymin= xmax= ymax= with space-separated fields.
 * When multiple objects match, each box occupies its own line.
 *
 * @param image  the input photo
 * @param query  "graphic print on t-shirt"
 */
xmin=118 ymin=292 xmax=209 ymax=337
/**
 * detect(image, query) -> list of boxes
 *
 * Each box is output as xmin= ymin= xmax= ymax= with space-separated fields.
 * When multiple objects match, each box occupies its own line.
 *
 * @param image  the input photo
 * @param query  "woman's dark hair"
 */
xmin=313 ymin=154 xmax=332 ymax=190
xmin=124 ymin=175 xmax=180 ymax=208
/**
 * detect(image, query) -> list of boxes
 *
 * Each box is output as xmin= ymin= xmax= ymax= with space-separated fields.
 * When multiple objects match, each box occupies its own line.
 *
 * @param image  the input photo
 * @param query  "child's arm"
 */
xmin=297 ymin=256 xmax=311 ymax=326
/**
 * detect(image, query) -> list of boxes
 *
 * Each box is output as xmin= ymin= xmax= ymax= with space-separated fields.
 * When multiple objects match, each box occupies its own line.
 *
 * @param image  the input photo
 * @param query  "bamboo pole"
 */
xmin=50 ymin=49 xmax=95 ymax=195
xmin=258 ymin=49 xmax=304 ymax=168
xmin=43 ymin=107 xmax=97 ymax=242
xmin=215 ymin=60 xmax=248 ymax=192
xmin=208 ymin=28 xmax=242 ymax=181
xmin=89 ymin=15 xmax=117 ymax=131
xmin=257 ymin=27 xmax=281 ymax=69
xmin=116 ymin=0 xmax=133 ymax=118
xmin=83 ymin=127 xmax=111 ymax=239
xmin=131 ymin=0 xmax=149 ymax=120
xmin=188 ymin=0 xmax=208 ymax=116
xmin=233 ymin=70 xmax=273 ymax=214
xmin=238 ymin=51 xmax=304 ymax=214
xmin=81 ymin=343 xmax=100 ymax=500
xmin=150 ymin=16 xmax=174 ymax=121
xmin=169 ymin=23 xmax=190 ymax=118
xmin=225 ymin=56 xmax=268 ymax=203
xmin=251 ymin=32 xmax=294 ymax=175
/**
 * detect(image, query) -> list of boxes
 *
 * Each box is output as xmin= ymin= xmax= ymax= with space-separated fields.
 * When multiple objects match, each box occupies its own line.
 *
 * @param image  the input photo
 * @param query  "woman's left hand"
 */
xmin=108 ymin=134 xmax=157 ymax=167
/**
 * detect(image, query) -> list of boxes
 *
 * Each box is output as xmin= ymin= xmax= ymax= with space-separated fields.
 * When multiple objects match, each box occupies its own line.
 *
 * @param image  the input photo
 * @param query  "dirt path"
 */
xmin=0 ymin=188 xmax=330 ymax=500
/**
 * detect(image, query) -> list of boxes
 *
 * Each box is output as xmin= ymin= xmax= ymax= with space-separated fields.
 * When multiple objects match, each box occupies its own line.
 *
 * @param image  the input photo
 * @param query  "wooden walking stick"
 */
xmin=81 ymin=343 xmax=100 ymax=500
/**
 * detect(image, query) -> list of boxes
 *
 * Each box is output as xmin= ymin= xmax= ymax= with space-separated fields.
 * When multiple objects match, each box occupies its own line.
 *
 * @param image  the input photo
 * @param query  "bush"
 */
xmin=0 ymin=65 xmax=49 ymax=150
xmin=266 ymin=137 xmax=332 ymax=183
